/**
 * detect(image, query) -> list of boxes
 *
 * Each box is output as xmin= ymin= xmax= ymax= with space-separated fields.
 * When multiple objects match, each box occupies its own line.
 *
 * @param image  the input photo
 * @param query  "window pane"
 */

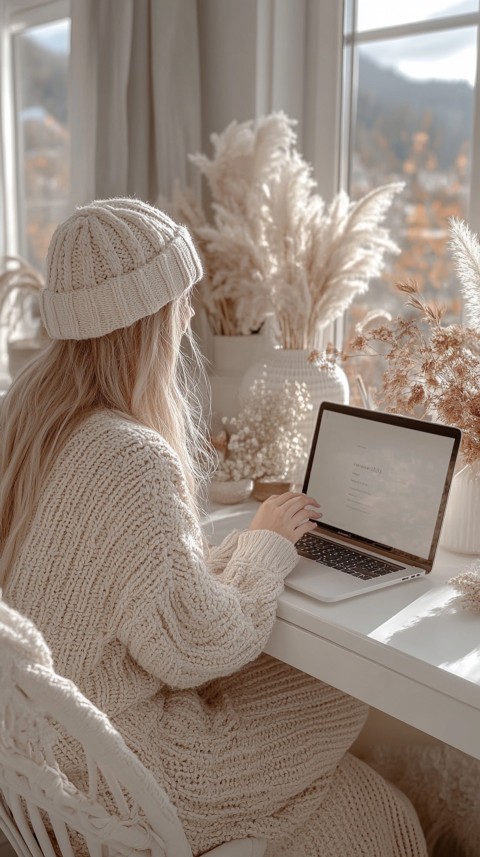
xmin=345 ymin=27 xmax=476 ymax=401
xmin=13 ymin=19 xmax=71 ymax=272
xmin=357 ymin=0 xmax=479 ymax=32
xmin=358 ymin=25 xmax=477 ymax=83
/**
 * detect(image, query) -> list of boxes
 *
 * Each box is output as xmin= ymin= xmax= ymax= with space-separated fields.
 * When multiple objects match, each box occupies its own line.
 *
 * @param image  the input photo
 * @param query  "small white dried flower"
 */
xmin=217 ymin=378 xmax=311 ymax=481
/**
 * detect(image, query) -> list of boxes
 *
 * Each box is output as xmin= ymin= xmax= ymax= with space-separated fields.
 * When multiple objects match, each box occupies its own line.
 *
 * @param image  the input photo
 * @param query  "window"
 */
xmin=1 ymin=0 xmax=71 ymax=270
xmin=341 ymin=1 xmax=480 ymax=400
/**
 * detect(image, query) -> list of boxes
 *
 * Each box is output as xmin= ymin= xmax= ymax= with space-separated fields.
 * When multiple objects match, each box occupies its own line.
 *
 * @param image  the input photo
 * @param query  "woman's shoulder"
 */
xmin=60 ymin=410 xmax=182 ymax=484
xmin=77 ymin=410 xmax=173 ymax=452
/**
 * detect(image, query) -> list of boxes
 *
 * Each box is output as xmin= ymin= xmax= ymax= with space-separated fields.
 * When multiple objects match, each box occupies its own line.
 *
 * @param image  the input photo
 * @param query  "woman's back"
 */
xmin=6 ymin=411 xmax=172 ymax=707
xmin=4 ymin=407 xmax=298 ymax=770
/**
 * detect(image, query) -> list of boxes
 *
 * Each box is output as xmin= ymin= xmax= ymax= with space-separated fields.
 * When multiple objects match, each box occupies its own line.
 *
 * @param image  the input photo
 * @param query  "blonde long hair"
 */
xmin=0 ymin=293 xmax=213 ymax=586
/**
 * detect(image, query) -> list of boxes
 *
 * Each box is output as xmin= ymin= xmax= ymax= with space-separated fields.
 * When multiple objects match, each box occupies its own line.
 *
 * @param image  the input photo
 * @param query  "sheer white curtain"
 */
xmin=69 ymin=0 xmax=201 ymax=206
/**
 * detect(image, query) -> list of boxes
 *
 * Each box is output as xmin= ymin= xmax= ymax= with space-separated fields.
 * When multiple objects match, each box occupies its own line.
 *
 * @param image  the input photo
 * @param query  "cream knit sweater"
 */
xmin=6 ymin=412 xmax=427 ymax=857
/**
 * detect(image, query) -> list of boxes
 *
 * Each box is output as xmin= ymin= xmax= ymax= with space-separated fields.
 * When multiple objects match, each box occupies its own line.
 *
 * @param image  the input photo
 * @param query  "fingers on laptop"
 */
xmin=248 ymin=492 xmax=322 ymax=543
xmin=267 ymin=492 xmax=321 ymax=510
xmin=269 ymin=492 xmax=323 ymax=538
xmin=273 ymin=493 xmax=322 ymax=517
xmin=277 ymin=494 xmax=323 ymax=540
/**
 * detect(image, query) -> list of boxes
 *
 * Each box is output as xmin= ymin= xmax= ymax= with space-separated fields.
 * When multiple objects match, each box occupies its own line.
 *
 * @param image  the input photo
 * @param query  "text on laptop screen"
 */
xmin=307 ymin=410 xmax=456 ymax=560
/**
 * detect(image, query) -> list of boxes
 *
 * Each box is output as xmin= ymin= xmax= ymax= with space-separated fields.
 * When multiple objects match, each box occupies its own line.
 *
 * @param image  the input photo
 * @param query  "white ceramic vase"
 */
xmin=240 ymin=348 xmax=350 ymax=451
xmin=209 ymin=316 xmax=276 ymax=425
xmin=440 ymin=459 xmax=480 ymax=554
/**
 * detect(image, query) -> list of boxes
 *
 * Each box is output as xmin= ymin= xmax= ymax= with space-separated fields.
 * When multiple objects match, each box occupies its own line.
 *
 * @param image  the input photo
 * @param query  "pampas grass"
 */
xmin=164 ymin=112 xmax=402 ymax=345
xmin=449 ymin=217 xmax=480 ymax=329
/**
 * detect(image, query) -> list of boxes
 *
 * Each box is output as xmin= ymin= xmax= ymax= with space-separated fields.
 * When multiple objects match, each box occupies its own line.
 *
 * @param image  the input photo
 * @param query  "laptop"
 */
xmin=286 ymin=402 xmax=461 ymax=602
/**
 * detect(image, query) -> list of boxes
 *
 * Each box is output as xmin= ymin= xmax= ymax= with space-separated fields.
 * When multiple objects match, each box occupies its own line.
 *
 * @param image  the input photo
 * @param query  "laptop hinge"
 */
xmin=312 ymin=527 xmax=431 ymax=573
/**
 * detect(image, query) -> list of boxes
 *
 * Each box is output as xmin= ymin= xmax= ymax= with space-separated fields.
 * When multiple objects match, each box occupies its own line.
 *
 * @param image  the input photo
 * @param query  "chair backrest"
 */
xmin=0 ymin=597 xmax=192 ymax=857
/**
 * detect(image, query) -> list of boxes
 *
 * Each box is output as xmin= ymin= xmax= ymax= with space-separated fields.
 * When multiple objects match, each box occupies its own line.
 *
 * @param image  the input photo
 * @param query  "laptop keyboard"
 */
xmin=296 ymin=532 xmax=405 ymax=581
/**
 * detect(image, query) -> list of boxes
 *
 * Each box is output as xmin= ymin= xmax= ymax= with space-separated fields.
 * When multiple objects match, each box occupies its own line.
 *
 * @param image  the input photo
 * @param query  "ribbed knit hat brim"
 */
xmin=40 ymin=199 xmax=203 ymax=340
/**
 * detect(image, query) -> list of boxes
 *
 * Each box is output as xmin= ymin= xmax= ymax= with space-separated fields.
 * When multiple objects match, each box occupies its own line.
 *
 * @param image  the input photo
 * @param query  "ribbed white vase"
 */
xmin=440 ymin=460 xmax=480 ymax=554
xmin=240 ymin=348 xmax=350 ymax=450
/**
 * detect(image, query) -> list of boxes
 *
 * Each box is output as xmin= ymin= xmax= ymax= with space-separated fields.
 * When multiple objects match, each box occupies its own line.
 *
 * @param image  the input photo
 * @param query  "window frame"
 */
xmin=0 ymin=0 xmax=70 ymax=259
xmin=342 ymin=1 xmax=480 ymax=236
xmin=304 ymin=0 xmax=480 ymax=341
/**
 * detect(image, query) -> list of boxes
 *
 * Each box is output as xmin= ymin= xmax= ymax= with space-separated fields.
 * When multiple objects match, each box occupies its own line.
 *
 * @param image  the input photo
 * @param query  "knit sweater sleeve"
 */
xmin=113 ymin=434 xmax=298 ymax=690
xmin=205 ymin=530 xmax=242 ymax=575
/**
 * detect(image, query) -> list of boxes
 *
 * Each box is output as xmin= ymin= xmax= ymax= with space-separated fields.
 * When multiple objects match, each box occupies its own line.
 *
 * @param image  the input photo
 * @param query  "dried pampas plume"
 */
xmin=449 ymin=216 xmax=480 ymax=330
xmin=162 ymin=112 xmax=402 ymax=345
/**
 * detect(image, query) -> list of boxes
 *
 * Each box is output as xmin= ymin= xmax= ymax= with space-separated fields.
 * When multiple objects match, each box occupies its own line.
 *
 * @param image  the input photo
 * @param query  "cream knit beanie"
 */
xmin=40 ymin=197 xmax=203 ymax=340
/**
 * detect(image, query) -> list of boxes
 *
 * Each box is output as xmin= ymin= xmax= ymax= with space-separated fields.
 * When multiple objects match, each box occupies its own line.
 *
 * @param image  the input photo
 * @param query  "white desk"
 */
xmin=205 ymin=503 xmax=480 ymax=761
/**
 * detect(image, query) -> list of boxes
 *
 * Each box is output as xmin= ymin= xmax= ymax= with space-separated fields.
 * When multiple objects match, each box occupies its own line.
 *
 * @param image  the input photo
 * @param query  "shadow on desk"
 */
xmin=369 ymin=585 xmax=480 ymax=683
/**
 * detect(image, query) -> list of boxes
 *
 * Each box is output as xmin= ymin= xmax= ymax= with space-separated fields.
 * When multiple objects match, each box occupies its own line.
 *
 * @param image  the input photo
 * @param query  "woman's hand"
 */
xmin=248 ymin=492 xmax=322 ymax=544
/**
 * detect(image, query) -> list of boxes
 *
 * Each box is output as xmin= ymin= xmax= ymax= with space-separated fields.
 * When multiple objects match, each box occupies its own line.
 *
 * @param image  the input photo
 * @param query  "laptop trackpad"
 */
xmin=285 ymin=557 xmax=369 ymax=601
xmin=286 ymin=554 xmax=421 ymax=601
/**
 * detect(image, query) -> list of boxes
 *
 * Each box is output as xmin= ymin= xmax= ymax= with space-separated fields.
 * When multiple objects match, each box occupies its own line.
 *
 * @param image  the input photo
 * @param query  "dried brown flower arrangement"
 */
xmin=347 ymin=218 xmax=480 ymax=464
xmin=164 ymin=112 xmax=402 ymax=345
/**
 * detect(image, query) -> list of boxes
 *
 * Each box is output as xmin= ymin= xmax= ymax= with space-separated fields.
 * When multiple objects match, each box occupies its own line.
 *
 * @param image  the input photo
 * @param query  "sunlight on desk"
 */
xmin=438 ymin=648 xmax=480 ymax=682
xmin=369 ymin=585 xmax=480 ymax=685
xmin=370 ymin=586 xmax=458 ymax=644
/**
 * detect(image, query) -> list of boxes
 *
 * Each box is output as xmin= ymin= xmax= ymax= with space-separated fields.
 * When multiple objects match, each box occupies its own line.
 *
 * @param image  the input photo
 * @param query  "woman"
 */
xmin=1 ymin=199 xmax=426 ymax=856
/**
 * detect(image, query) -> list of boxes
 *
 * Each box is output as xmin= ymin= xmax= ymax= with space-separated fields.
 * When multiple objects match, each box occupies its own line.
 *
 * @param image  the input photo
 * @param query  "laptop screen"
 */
xmin=304 ymin=404 xmax=460 ymax=562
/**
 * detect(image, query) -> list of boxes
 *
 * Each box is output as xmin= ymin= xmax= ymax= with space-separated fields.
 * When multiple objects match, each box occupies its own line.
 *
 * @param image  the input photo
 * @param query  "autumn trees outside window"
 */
xmin=342 ymin=0 xmax=480 ymax=397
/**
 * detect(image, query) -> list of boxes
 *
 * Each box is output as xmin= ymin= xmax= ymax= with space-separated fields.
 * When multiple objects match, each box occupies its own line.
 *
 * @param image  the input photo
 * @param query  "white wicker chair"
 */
xmin=0 ymin=599 xmax=266 ymax=857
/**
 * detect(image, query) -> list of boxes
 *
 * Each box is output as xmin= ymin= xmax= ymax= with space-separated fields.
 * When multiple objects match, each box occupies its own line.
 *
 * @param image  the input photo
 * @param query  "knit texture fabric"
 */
xmin=5 ymin=412 xmax=427 ymax=857
xmin=41 ymin=198 xmax=202 ymax=339
xmin=0 ymin=599 xmax=193 ymax=857
xmin=365 ymin=743 xmax=480 ymax=856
